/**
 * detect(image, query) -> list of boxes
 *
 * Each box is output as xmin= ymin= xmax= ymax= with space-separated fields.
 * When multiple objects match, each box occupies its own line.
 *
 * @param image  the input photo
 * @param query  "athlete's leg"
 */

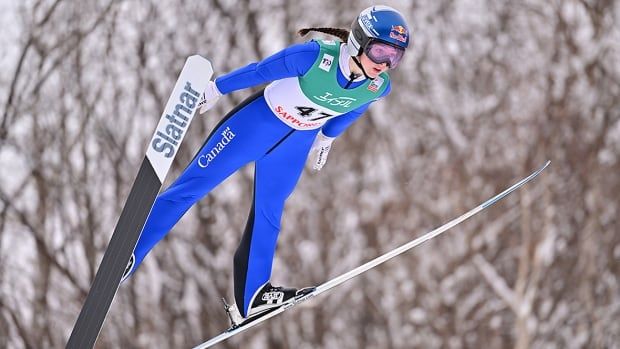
xmin=129 ymin=92 xmax=290 ymax=276
xmin=233 ymin=128 xmax=319 ymax=316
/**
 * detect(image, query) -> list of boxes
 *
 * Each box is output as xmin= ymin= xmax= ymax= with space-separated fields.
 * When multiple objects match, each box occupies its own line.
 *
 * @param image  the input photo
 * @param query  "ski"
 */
xmin=192 ymin=161 xmax=550 ymax=349
xmin=66 ymin=55 xmax=213 ymax=349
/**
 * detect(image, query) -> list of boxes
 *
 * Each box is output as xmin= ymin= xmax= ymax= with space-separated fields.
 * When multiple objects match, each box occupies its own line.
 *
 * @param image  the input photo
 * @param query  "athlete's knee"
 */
xmin=158 ymin=180 xmax=211 ymax=204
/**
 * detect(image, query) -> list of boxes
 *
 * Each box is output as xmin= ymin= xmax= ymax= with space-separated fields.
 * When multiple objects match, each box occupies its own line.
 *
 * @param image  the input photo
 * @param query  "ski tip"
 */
xmin=187 ymin=55 xmax=213 ymax=70
xmin=536 ymin=160 xmax=551 ymax=175
xmin=480 ymin=160 xmax=551 ymax=209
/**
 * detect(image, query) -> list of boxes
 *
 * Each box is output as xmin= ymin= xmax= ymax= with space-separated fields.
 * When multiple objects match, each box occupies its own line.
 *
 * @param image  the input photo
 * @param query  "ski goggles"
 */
xmin=364 ymin=41 xmax=405 ymax=69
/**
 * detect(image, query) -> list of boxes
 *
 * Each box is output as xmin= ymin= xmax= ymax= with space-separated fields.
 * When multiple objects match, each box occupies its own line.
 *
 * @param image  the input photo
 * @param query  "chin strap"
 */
xmin=351 ymin=56 xmax=374 ymax=80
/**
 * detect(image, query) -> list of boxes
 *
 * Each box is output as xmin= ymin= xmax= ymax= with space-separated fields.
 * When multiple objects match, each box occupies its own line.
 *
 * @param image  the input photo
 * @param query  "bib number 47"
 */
xmin=294 ymin=106 xmax=333 ymax=121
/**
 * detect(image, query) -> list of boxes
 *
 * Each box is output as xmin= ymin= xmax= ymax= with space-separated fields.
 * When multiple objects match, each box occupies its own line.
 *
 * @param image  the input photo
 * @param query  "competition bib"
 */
xmin=264 ymin=40 xmax=389 ymax=130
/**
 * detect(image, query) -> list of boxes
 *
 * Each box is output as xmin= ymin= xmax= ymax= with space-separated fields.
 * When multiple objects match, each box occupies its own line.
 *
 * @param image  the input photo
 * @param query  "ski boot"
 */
xmin=223 ymin=282 xmax=315 ymax=327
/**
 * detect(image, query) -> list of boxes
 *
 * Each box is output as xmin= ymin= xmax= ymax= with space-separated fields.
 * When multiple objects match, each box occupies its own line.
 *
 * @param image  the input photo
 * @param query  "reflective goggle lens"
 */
xmin=365 ymin=41 xmax=405 ymax=68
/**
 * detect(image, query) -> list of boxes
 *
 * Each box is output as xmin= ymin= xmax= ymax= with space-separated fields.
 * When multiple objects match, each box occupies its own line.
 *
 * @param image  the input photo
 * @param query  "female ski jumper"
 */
xmin=130 ymin=39 xmax=391 ymax=317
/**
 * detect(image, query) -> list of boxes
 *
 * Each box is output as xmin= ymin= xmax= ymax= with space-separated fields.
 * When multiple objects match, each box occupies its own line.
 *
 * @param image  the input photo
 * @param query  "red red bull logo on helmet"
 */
xmin=392 ymin=25 xmax=407 ymax=35
xmin=390 ymin=25 xmax=408 ymax=43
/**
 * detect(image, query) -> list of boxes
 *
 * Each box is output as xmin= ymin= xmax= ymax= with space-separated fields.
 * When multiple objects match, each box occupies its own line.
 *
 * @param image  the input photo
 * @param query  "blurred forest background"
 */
xmin=1 ymin=0 xmax=619 ymax=348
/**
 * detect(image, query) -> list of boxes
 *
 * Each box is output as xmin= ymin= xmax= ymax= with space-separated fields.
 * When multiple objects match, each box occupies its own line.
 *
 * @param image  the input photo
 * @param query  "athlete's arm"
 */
xmin=214 ymin=41 xmax=319 ymax=94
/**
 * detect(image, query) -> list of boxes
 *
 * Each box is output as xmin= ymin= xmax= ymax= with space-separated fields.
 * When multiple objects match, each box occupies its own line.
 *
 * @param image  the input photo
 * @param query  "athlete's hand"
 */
xmin=197 ymin=80 xmax=222 ymax=114
xmin=310 ymin=131 xmax=335 ymax=171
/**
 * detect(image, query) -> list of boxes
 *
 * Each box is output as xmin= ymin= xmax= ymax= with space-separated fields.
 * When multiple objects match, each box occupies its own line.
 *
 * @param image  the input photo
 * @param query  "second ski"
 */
xmin=192 ymin=161 xmax=551 ymax=349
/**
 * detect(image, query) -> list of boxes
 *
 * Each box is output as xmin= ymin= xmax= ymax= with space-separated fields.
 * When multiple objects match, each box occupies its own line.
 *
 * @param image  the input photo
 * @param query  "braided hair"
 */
xmin=298 ymin=27 xmax=350 ymax=43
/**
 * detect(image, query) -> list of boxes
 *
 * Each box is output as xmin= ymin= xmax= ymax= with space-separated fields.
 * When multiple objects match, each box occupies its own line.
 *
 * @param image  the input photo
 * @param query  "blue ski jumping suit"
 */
xmin=131 ymin=40 xmax=391 ymax=317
